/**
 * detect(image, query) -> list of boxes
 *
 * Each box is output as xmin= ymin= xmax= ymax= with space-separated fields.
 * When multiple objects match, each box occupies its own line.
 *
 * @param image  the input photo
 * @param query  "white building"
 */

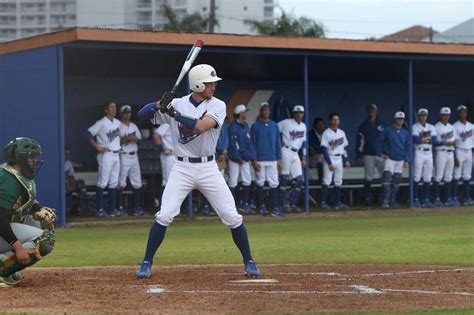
xmin=425 ymin=18 xmax=474 ymax=44
xmin=0 ymin=0 xmax=276 ymax=42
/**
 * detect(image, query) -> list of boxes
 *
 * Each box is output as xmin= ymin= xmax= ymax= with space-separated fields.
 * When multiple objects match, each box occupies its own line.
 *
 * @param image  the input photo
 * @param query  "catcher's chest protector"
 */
xmin=0 ymin=164 xmax=37 ymax=223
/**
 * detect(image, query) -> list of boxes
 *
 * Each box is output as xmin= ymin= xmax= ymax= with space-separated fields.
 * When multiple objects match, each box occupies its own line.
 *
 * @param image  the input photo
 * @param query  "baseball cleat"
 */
xmin=421 ymin=199 xmax=433 ymax=208
xmin=390 ymin=201 xmax=400 ymax=208
xmin=1 ymin=272 xmax=22 ymax=286
xmin=433 ymin=198 xmax=442 ymax=208
xmin=320 ymin=202 xmax=330 ymax=210
xmin=271 ymin=208 xmax=285 ymax=217
xmin=381 ymin=201 xmax=390 ymax=209
xmin=364 ymin=198 xmax=372 ymax=207
xmin=413 ymin=198 xmax=421 ymax=208
xmin=202 ymin=204 xmax=211 ymax=215
xmin=334 ymin=202 xmax=349 ymax=210
xmin=291 ymin=205 xmax=303 ymax=213
xmin=444 ymin=198 xmax=454 ymax=207
xmin=96 ymin=208 xmax=109 ymax=218
xmin=244 ymin=260 xmax=261 ymax=278
xmin=463 ymin=198 xmax=473 ymax=206
xmin=136 ymin=260 xmax=153 ymax=279
xmin=132 ymin=207 xmax=144 ymax=216
xmin=259 ymin=205 xmax=269 ymax=216
xmin=451 ymin=198 xmax=460 ymax=207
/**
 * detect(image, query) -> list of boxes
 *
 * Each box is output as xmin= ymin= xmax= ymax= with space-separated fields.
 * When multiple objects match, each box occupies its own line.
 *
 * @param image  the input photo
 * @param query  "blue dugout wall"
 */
xmin=0 ymin=45 xmax=65 ymax=227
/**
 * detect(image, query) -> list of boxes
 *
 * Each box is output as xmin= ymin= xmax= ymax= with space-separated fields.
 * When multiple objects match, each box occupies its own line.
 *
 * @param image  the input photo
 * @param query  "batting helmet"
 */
xmin=3 ymin=137 xmax=43 ymax=179
xmin=188 ymin=64 xmax=222 ymax=92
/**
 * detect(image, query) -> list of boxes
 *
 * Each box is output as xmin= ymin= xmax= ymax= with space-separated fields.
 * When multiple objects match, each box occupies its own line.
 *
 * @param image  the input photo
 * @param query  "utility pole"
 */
xmin=209 ymin=0 xmax=216 ymax=33
xmin=429 ymin=26 xmax=433 ymax=43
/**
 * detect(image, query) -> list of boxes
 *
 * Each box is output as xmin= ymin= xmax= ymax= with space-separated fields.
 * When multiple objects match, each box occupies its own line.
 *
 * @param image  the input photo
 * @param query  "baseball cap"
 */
xmin=417 ymin=108 xmax=429 ymax=115
xmin=440 ymin=107 xmax=451 ymax=115
xmin=457 ymin=105 xmax=467 ymax=112
xmin=120 ymin=105 xmax=132 ymax=114
xmin=293 ymin=105 xmax=304 ymax=113
xmin=394 ymin=111 xmax=405 ymax=119
xmin=260 ymin=101 xmax=270 ymax=108
xmin=234 ymin=104 xmax=249 ymax=115
xmin=367 ymin=104 xmax=378 ymax=110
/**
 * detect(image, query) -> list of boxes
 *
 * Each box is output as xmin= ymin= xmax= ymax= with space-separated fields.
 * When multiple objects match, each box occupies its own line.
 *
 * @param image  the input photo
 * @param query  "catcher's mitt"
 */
xmin=33 ymin=207 xmax=57 ymax=231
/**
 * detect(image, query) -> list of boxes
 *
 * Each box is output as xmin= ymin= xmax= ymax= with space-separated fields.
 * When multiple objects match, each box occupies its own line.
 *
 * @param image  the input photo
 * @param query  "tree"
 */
xmin=161 ymin=4 xmax=215 ymax=33
xmin=245 ymin=11 xmax=325 ymax=38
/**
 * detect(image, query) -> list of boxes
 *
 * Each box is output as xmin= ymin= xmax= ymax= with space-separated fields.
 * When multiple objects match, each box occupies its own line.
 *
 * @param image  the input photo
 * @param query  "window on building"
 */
xmin=243 ymin=6 xmax=247 ymax=11
xmin=264 ymin=7 xmax=273 ymax=17
xmin=202 ymin=6 xmax=207 ymax=11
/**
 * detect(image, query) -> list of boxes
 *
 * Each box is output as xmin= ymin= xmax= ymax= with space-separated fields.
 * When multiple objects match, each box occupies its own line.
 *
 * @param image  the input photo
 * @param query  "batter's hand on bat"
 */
xmin=159 ymin=91 xmax=176 ymax=113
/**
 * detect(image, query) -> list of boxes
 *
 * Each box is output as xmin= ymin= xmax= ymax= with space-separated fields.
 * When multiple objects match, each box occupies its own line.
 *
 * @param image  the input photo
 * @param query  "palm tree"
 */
xmin=161 ymin=4 xmax=214 ymax=33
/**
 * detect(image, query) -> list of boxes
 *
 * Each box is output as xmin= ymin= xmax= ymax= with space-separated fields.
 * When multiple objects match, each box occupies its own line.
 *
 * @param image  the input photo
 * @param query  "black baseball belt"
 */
xmin=121 ymin=151 xmax=136 ymax=155
xmin=284 ymin=145 xmax=298 ymax=152
xmin=177 ymin=155 xmax=214 ymax=163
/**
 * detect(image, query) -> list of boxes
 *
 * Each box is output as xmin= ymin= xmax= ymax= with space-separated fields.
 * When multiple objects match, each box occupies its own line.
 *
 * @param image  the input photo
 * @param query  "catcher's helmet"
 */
xmin=3 ymin=137 xmax=43 ymax=179
xmin=188 ymin=64 xmax=222 ymax=93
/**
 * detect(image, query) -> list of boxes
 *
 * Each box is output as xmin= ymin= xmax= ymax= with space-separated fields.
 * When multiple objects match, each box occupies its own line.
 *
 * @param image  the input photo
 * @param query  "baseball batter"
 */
xmin=228 ymin=104 xmax=256 ymax=214
xmin=86 ymin=101 xmax=122 ymax=217
xmin=377 ymin=111 xmax=410 ymax=208
xmin=412 ymin=108 xmax=439 ymax=208
xmin=250 ymin=102 xmax=283 ymax=217
xmin=356 ymin=104 xmax=386 ymax=206
xmin=278 ymin=105 xmax=307 ymax=213
xmin=433 ymin=107 xmax=457 ymax=207
xmin=153 ymin=123 xmax=175 ymax=208
xmin=0 ymin=138 xmax=55 ymax=286
xmin=135 ymin=64 xmax=260 ymax=279
xmin=320 ymin=113 xmax=350 ymax=210
xmin=117 ymin=105 xmax=143 ymax=216
xmin=453 ymin=105 xmax=473 ymax=206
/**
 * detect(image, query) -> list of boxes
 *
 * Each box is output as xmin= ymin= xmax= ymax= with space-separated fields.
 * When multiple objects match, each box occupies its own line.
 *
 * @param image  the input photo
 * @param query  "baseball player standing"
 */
xmin=86 ymin=101 xmax=122 ymax=217
xmin=412 ymin=108 xmax=439 ymax=208
xmin=355 ymin=104 xmax=386 ymax=206
xmin=433 ymin=107 xmax=457 ymax=207
xmin=308 ymin=117 xmax=325 ymax=185
xmin=135 ymin=64 xmax=260 ymax=279
xmin=377 ymin=112 xmax=410 ymax=208
xmin=228 ymin=104 xmax=257 ymax=214
xmin=278 ymin=105 xmax=307 ymax=213
xmin=116 ymin=105 xmax=143 ymax=216
xmin=320 ymin=113 xmax=350 ymax=209
xmin=453 ymin=105 xmax=473 ymax=205
xmin=250 ymin=102 xmax=283 ymax=217
xmin=153 ymin=123 xmax=174 ymax=207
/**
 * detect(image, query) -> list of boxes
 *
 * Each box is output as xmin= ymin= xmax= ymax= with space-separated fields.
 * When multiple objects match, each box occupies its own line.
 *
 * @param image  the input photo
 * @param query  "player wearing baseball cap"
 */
xmin=377 ymin=111 xmax=410 ymax=208
xmin=278 ymin=105 xmax=307 ymax=213
xmin=228 ymin=104 xmax=257 ymax=214
xmin=356 ymin=104 xmax=386 ymax=207
xmin=453 ymin=105 xmax=473 ymax=206
xmin=412 ymin=108 xmax=439 ymax=208
xmin=433 ymin=107 xmax=457 ymax=207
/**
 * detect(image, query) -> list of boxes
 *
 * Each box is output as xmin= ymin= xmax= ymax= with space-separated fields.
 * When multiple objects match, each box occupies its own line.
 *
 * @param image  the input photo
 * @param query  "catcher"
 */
xmin=0 ymin=137 xmax=56 ymax=286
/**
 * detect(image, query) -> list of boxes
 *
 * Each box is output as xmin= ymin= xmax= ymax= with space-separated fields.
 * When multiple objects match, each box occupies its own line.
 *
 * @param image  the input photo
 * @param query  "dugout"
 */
xmin=1 ymin=28 xmax=473 ymax=226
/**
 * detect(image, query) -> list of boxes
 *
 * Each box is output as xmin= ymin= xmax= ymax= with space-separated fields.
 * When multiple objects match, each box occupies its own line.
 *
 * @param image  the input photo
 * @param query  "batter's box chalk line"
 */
xmin=229 ymin=279 xmax=279 ymax=284
xmin=146 ymin=285 xmax=167 ymax=294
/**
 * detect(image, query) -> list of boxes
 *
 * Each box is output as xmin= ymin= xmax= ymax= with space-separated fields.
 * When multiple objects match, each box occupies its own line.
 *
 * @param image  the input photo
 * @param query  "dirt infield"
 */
xmin=1 ymin=264 xmax=474 ymax=314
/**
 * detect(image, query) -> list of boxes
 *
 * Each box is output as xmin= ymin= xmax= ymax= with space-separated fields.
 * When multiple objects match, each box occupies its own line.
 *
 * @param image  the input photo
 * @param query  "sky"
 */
xmin=278 ymin=0 xmax=473 ymax=39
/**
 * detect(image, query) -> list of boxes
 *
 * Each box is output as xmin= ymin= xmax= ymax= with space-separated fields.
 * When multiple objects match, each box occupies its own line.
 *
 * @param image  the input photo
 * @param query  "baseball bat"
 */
xmin=170 ymin=39 xmax=204 ymax=97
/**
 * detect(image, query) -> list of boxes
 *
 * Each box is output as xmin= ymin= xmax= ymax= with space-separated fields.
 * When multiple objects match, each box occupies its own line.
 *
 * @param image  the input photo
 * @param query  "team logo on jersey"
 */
xmin=377 ymin=125 xmax=384 ymax=131
xmin=289 ymin=130 xmax=305 ymax=140
xmin=177 ymin=111 xmax=207 ymax=144
xmin=106 ymin=128 xmax=120 ymax=142
xmin=441 ymin=131 xmax=454 ymax=141
xmin=328 ymin=137 xmax=344 ymax=150
xmin=459 ymin=129 xmax=472 ymax=142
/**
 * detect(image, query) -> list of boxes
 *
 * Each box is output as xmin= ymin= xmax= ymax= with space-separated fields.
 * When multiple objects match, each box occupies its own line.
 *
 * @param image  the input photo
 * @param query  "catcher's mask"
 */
xmin=3 ymin=137 xmax=43 ymax=179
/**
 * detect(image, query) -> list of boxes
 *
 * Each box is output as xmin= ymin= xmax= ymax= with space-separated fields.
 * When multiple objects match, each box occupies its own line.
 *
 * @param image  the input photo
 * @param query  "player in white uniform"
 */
xmin=278 ymin=105 xmax=307 ymax=213
xmin=153 ymin=123 xmax=175 ymax=206
xmin=412 ymin=108 xmax=439 ymax=208
xmin=117 ymin=105 xmax=143 ymax=216
xmin=86 ymin=101 xmax=121 ymax=218
xmin=135 ymin=64 xmax=260 ymax=279
xmin=453 ymin=105 xmax=474 ymax=205
xmin=433 ymin=107 xmax=458 ymax=207
xmin=320 ymin=113 xmax=350 ymax=210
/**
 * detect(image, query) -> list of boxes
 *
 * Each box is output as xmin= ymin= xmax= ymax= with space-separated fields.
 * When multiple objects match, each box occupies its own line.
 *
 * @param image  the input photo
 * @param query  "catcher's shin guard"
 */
xmin=0 ymin=230 xmax=55 ymax=277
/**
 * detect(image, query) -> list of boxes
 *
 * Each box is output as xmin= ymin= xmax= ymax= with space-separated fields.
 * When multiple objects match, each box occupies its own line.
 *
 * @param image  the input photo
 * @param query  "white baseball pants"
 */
xmin=97 ymin=152 xmax=120 ymax=189
xmin=0 ymin=221 xmax=43 ymax=258
xmin=384 ymin=159 xmax=404 ymax=174
xmin=118 ymin=154 xmax=142 ymax=189
xmin=255 ymin=161 xmax=279 ymax=188
xmin=323 ymin=156 xmax=343 ymax=186
xmin=281 ymin=147 xmax=303 ymax=178
xmin=454 ymin=148 xmax=472 ymax=181
xmin=434 ymin=150 xmax=454 ymax=182
xmin=228 ymin=160 xmax=252 ymax=188
xmin=155 ymin=160 xmax=243 ymax=229
xmin=160 ymin=153 xmax=175 ymax=186
xmin=413 ymin=149 xmax=433 ymax=182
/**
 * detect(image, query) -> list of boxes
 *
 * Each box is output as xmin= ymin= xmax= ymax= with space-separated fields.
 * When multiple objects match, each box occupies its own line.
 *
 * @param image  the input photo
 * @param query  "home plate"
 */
xmin=229 ymin=279 xmax=279 ymax=284
xmin=146 ymin=285 xmax=166 ymax=294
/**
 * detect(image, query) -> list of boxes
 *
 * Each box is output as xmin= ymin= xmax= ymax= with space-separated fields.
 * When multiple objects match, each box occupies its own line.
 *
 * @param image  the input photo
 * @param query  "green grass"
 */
xmin=40 ymin=210 xmax=474 ymax=267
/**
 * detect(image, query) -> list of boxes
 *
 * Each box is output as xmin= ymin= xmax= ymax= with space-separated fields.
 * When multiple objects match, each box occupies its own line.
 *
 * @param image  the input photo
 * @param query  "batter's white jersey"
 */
xmin=412 ymin=122 xmax=437 ymax=150
xmin=454 ymin=121 xmax=474 ymax=150
xmin=155 ymin=124 xmax=174 ymax=151
xmin=434 ymin=122 xmax=457 ymax=151
xmin=151 ymin=94 xmax=225 ymax=157
xmin=87 ymin=117 xmax=122 ymax=151
xmin=278 ymin=118 xmax=307 ymax=150
xmin=320 ymin=128 xmax=348 ymax=156
xmin=119 ymin=121 xmax=142 ymax=153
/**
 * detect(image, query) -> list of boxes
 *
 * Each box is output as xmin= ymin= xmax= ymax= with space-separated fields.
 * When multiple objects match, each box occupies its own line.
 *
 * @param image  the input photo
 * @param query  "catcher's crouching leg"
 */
xmin=0 ymin=230 xmax=55 ymax=277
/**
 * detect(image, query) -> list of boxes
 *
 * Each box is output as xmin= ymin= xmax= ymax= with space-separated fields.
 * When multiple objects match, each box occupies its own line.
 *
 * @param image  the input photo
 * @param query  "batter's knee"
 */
xmin=221 ymin=212 xmax=243 ymax=229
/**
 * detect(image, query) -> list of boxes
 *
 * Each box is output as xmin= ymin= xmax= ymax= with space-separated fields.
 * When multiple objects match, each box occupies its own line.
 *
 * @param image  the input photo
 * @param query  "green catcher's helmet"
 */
xmin=3 ymin=137 xmax=43 ymax=179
